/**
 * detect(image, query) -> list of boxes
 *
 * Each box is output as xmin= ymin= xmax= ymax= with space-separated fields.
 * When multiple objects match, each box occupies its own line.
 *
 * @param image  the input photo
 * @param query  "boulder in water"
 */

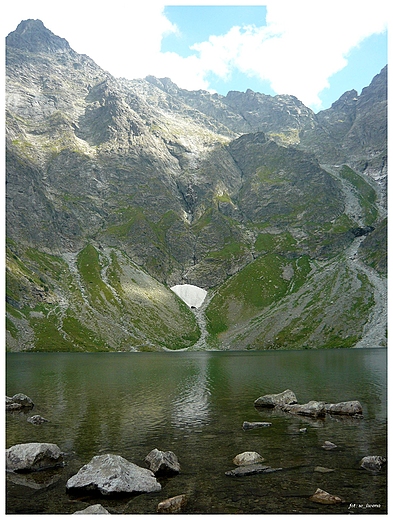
xmin=6 ymin=442 xmax=64 ymax=472
xmin=157 ymin=494 xmax=187 ymax=513
xmin=309 ymin=488 xmax=343 ymax=504
xmin=145 ymin=448 xmax=180 ymax=475
xmin=360 ymin=455 xmax=386 ymax=472
xmin=66 ymin=454 xmax=161 ymax=495
xmin=73 ymin=504 xmax=110 ymax=514
xmin=254 ymin=389 xmax=297 ymax=408
xmin=6 ymin=393 xmax=34 ymax=410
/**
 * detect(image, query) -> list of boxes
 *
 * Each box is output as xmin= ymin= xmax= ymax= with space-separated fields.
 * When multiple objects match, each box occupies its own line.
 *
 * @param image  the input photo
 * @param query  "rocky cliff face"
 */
xmin=6 ymin=19 xmax=387 ymax=351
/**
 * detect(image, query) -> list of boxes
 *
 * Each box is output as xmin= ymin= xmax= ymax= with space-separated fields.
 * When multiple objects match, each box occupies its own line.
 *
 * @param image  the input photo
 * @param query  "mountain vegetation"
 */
xmin=6 ymin=19 xmax=387 ymax=351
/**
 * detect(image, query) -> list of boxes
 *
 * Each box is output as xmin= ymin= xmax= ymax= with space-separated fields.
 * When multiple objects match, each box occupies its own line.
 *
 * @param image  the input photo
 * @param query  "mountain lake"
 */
xmin=6 ymin=348 xmax=387 ymax=515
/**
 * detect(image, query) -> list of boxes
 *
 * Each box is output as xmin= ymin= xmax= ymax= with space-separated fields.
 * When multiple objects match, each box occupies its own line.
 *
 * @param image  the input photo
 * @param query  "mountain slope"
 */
xmin=6 ymin=19 xmax=387 ymax=351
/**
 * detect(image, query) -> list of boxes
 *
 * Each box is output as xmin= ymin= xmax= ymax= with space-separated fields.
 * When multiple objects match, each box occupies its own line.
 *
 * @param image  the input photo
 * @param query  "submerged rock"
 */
xmin=322 ymin=441 xmax=338 ymax=450
xmin=314 ymin=466 xmax=335 ymax=473
xmin=73 ymin=504 xmax=110 ymax=514
xmin=27 ymin=415 xmax=49 ymax=425
xmin=225 ymin=464 xmax=282 ymax=477
xmin=309 ymin=488 xmax=343 ymax=505
xmin=360 ymin=455 xmax=386 ymax=472
xmin=145 ymin=448 xmax=180 ymax=475
xmin=157 ymin=494 xmax=187 ymax=513
xmin=242 ymin=421 xmax=272 ymax=430
xmin=6 ymin=442 xmax=64 ymax=472
xmin=254 ymin=389 xmax=297 ymax=408
xmin=66 ymin=454 xmax=161 ymax=496
xmin=233 ymin=452 xmax=265 ymax=466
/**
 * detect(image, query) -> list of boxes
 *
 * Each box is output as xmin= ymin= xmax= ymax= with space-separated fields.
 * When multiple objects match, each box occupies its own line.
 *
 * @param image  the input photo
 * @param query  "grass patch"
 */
xmin=77 ymin=244 xmax=119 ymax=308
xmin=340 ymin=165 xmax=378 ymax=225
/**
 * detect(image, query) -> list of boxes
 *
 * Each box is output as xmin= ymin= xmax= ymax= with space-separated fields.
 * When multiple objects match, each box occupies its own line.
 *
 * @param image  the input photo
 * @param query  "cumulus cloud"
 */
xmin=4 ymin=0 xmax=388 ymax=108
xmin=187 ymin=0 xmax=388 ymax=108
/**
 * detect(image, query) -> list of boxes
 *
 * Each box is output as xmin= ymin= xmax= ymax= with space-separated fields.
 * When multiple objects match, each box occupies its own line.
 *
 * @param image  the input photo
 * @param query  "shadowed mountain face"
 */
xmin=6 ymin=19 xmax=387 ymax=352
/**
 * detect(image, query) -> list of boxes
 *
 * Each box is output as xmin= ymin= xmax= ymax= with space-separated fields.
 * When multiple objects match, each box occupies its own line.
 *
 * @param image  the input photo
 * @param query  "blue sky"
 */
xmin=160 ymin=4 xmax=387 ymax=110
xmin=3 ymin=1 xmax=388 ymax=111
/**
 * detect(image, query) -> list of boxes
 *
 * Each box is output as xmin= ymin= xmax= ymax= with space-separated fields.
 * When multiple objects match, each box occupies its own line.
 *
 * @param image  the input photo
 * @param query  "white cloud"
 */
xmin=186 ymin=0 xmax=388 ymax=108
xmin=4 ymin=0 xmax=388 ymax=108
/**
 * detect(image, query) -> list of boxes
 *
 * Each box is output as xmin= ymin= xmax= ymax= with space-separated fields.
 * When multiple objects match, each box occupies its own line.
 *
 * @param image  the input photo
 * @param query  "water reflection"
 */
xmin=6 ymin=349 xmax=387 ymax=515
xmin=171 ymin=355 xmax=212 ymax=429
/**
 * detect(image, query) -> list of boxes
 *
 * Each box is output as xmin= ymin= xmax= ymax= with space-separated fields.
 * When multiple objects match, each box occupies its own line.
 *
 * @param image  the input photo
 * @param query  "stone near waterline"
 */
xmin=309 ymin=488 xmax=343 ymax=505
xmin=322 ymin=441 xmax=337 ymax=450
xmin=254 ymin=389 xmax=297 ymax=408
xmin=157 ymin=494 xmax=187 ymax=514
xmin=281 ymin=400 xmax=326 ymax=417
xmin=73 ymin=504 xmax=110 ymax=514
xmin=253 ymin=390 xmax=363 ymax=418
xmin=314 ymin=466 xmax=335 ymax=473
xmin=325 ymin=400 xmax=363 ymax=416
xmin=6 ymin=393 xmax=34 ymax=410
xmin=66 ymin=454 xmax=161 ymax=495
xmin=145 ymin=448 xmax=180 ymax=475
xmin=242 ymin=421 xmax=272 ymax=430
xmin=299 ymin=428 xmax=307 ymax=433
xmin=233 ymin=451 xmax=265 ymax=466
xmin=360 ymin=455 xmax=386 ymax=472
xmin=27 ymin=414 xmax=49 ymax=425
xmin=6 ymin=442 xmax=64 ymax=472
xmin=225 ymin=464 xmax=282 ymax=477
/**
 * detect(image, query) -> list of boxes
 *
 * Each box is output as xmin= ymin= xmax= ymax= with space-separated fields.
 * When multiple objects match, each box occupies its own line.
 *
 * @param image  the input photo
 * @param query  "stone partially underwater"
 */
xmin=254 ymin=389 xmax=363 ymax=417
xmin=66 ymin=454 xmax=161 ymax=496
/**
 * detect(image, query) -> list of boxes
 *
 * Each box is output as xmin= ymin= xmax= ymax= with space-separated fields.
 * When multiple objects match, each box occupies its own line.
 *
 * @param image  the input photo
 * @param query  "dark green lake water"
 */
xmin=6 ymin=349 xmax=387 ymax=514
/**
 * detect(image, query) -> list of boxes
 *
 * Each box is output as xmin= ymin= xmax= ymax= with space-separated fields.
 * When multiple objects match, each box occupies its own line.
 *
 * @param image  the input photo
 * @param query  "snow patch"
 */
xmin=171 ymin=284 xmax=207 ymax=309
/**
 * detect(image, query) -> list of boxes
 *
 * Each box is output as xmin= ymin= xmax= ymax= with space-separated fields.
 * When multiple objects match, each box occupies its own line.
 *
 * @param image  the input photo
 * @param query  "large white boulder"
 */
xmin=66 ymin=454 xmax=161 ymax=495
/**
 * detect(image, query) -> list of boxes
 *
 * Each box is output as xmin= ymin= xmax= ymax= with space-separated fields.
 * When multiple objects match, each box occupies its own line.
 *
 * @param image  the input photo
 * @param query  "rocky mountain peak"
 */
xmin=6 ymin=19 xmax=71 ymax=54
xmin=5 ymin=19 xmax=387 ymax=353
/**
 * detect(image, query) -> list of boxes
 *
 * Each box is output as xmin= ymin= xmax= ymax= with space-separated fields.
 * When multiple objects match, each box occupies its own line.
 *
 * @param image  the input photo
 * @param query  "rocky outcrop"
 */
xmin=360 ymin=455 xmax=386 ymax=472
xmin=66 ymin=454 xmax=161 ymax=495
xmin=254 ymin=389 xmax=297 ymax=408
xmin=157 ymin=495 xmax=187 ymax=514
xmin=27 ymin=414 xmax=49 ymax=425
xmin=6 ymin=394 xmax=34 ymax=410
xmin=6 ymin=442 xmax=64 ymax=472
xmin=73 ymin=504 xmax=110 ymax=515
xmin=145 ymin=449 xmax=180 ymax=475
xmin=5 ymin=19 xmax=387 ymax=353
xmin=254 ymin=390 xmax=362 ymax=417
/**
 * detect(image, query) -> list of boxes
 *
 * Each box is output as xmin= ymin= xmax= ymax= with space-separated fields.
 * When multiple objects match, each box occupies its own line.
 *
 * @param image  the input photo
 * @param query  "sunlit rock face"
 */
xmin=170 ymin=284 xmax=207 ymax=308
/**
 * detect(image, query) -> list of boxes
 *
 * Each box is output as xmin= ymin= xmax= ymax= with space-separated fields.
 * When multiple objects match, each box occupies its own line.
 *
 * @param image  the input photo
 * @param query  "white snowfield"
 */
xmin=170 ymin=284 xmax=207 ymax=308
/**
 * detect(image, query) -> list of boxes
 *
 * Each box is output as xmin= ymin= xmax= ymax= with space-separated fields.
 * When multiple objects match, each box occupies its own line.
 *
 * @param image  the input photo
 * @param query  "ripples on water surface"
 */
xmin=6 ymin=349 xmax=387 ymax=514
